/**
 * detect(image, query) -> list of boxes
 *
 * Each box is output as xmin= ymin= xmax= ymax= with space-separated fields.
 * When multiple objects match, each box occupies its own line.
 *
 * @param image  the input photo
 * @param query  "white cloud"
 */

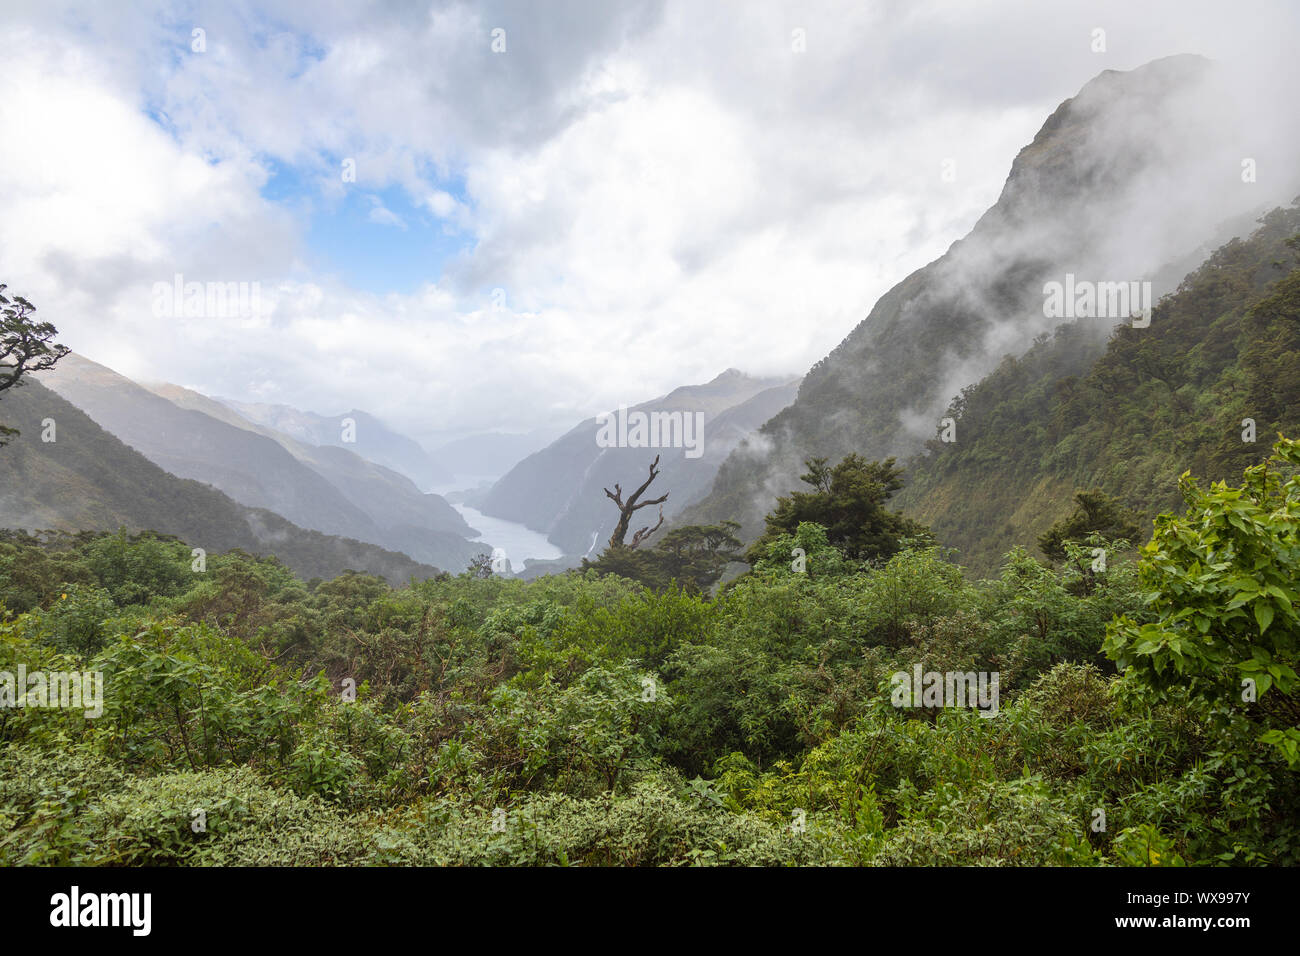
xmin=366 ymin=196 xmax=406 ymax=229
xmin=0 ymin=0 xmax=1296 ymax=449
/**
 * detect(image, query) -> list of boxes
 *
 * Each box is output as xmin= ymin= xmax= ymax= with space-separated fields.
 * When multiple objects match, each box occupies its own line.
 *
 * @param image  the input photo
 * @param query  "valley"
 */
xmin=1 ymin=2 xmax=1297 ymax=896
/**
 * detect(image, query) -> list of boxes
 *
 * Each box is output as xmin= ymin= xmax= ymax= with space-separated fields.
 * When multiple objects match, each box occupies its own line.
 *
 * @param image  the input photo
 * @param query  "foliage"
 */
xmin=0 ymin=284 xmax=71 ymax=444
xmin=747 ymin=455 xmax=930 ymax=564
xmin=1 ymin=442 xmax=1297 ymax=865
xmin=583 ymin=521 xmax=743 ymax=592
xmin=1106 ymin=437 xmax=1300 ymax=768
xmin=1038 ymin=489 xmax=1141 ymax=562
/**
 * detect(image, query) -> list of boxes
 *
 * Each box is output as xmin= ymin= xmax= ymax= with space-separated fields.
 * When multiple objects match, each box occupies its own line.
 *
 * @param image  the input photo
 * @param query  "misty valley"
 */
xmin=0 ymin=4 xmax=1297 ymax=934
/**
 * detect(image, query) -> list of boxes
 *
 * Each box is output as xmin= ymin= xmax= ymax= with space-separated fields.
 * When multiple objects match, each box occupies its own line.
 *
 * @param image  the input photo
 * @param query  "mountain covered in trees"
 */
xmin=683 ymin=55 xmax=1297 ymax=542
xmin=894 ymin=202 xmax=1300 ymax=573
xmin=39 ymin=354 xmax=483 ymax=572
xmin=0 ymin=379 xmax=449 ymax=583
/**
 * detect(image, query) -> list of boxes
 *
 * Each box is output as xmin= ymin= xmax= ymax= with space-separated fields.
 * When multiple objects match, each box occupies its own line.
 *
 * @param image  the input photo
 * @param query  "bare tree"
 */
xmin=603 ymin=454 xmax=668 ymax=549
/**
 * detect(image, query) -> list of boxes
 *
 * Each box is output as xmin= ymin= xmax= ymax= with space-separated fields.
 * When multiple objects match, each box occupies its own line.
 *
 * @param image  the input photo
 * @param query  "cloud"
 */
xmin=366 ymin=196 xmax=407 ymax=229
xmin=0 ymin=0 xmax=1296 ymax=450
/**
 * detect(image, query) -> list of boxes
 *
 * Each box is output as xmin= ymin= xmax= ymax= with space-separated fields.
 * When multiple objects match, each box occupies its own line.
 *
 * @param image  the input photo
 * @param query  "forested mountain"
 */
xmin=40 ymin=355 xmax=481 ymax=571
xmin=148 ymin=382 xmax=477 ymax=560
xmin=684 ymin=55 xmax=1297 ymax=541
xmin=895 ymin=202 xmax=1300 ymax=574
xmin=477 ymin=369 xmax=798 ymax=554
xmin=5 ymin=0 xmax=1299 ymax=886
xmin=0 ymin=379 xmax=447 ymax=582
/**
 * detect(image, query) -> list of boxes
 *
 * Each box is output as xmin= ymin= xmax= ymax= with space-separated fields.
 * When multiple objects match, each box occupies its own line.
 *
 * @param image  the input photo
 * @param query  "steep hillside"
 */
xmin=148 ymin=382 xmax=475 ymax=542
xmin=685 ymin=55 xmax=1297 ymax=539
xmin=40 ymin=356 xmax=479 ymax=571
xmin=478 ymin=370 xmax=798 ymax=554
xmin=894 ymin=202 xmax=1300 ymax=574
xmin=0 ymin=380 xmax=450 ymax=582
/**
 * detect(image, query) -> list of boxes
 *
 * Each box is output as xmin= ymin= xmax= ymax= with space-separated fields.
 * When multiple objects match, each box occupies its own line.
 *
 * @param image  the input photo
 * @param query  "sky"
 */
xmin=1 ymin=0 xmax=1297 ymax=448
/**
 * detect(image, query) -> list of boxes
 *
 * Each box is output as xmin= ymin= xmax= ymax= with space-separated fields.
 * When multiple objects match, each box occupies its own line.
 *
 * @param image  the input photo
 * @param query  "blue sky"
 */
xmin=2 ymin=0 xmax=1297 ymax=445
xmin=261 ymin=162 xmax=475 ymax=294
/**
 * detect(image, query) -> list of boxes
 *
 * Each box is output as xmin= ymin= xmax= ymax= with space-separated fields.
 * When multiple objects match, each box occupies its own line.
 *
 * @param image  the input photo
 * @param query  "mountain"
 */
xmin=477 ymin=369 xmax=798 ymax=555
xmin=147 ymin=383 xmax=479 ymax=550
xmin=683 ymin=55 xmax=1300 ymax=540
xmin=40 ymin=355 xmax=481 ymax=572
xmin=892 ymin=201 xmax=1300 ymax=575
xmin=0 ymin=379 xmax=447 ymax=583
xmin=217 ymin=399 xmax=453 ymax=490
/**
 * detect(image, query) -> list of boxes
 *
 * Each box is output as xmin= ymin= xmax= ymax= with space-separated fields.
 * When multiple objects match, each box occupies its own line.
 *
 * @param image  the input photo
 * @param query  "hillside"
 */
xmin=40 ymin=355 xmax=480 ymax=571
xmin=684 ymin=55 xmax=1296 ymax=540
xmin=148 ymin=382 xmax=477 ymax=553
xmin=0 ymin=379 xmax=451 ymax=582
xmin=219 ymin=399 xmax=453 ymax=489
xmin=894 ymin=202 xmax=1300 ymax=574
xmin=477 ymin=369 xmax=798 ymax=554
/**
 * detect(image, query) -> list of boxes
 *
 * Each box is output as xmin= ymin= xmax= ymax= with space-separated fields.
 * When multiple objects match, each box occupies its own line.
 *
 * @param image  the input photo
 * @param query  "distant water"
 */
xmin=454 ymin=505 xmax=563 ymax=564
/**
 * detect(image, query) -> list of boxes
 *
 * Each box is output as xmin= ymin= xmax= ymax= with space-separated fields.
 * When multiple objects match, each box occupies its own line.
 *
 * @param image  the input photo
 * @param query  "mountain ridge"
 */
xmin=682 ymin=54 xmax=1299 ymax=541
xmin=0 ymin=379 xmax=452 ymax=583
xmin=477 ymin=368 xmax=799 ymax=554
xmin=40 ymin=354 xmax=481 ymax=571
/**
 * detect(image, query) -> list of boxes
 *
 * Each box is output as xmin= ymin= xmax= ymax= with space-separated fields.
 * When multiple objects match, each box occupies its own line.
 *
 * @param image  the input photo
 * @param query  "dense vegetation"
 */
xmin=3 ymin=437 xmax=1296 ymax=866
xmin=897 ymin=204 xmax=1300 ymax=574
xmin=682 ymin=57 xmax=1225 ymax=545
xmin=745 ymin=454 xmax=927 ymax=564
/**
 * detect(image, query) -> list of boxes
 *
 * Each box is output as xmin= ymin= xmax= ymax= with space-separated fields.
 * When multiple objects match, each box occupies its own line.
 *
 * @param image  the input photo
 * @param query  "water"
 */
xmin=454 ymin=505 xmax=563 ymax=564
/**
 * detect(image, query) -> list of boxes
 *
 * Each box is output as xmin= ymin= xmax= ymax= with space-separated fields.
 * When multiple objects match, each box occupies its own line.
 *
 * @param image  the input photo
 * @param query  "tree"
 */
xmin=1037 ymin=489 xmax=1142 ymax=562
xmin=745 ymin=454 xmax=928 ymax=564
xmin=465 ymin=553 xmax=495 ymax=579
xmin=1 ymin=285 xmax=71 ymax=444
xmin=584 ymin=521 xmax=743 ymax=592
xmin=651 ymin=520 xmax=743 ymax=588
xmin=603 ymin=455 xmax=668 ymax=550
xmin=747 ymin=521 xmax=853 ymax=577
xmin=1104 ymin=436 xmax=1300 ymax=767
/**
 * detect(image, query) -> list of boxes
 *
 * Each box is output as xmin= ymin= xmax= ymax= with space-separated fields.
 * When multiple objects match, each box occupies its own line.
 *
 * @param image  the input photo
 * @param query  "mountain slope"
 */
xmin=0 ymin=380 xmax=448 ymax=582
xmin=218 ymin=400 xmax=452 ymax=490
xmin=685 ymin=55 xmax=1299 ymax=540
xmin=148 ymin=382 xmax=475 ymax=543
xmin=40 ymin=355 xmax=480 ymax=571
xmin=893 ymin=202 xmax=1300 ymax=574
xmin=478 ymin=370 xmax=798 ymax=554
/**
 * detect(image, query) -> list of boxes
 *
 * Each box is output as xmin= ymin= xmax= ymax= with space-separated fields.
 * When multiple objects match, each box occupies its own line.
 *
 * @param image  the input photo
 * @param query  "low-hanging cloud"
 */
xmin=0 ymin=0 xmax=1296 ymax=451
